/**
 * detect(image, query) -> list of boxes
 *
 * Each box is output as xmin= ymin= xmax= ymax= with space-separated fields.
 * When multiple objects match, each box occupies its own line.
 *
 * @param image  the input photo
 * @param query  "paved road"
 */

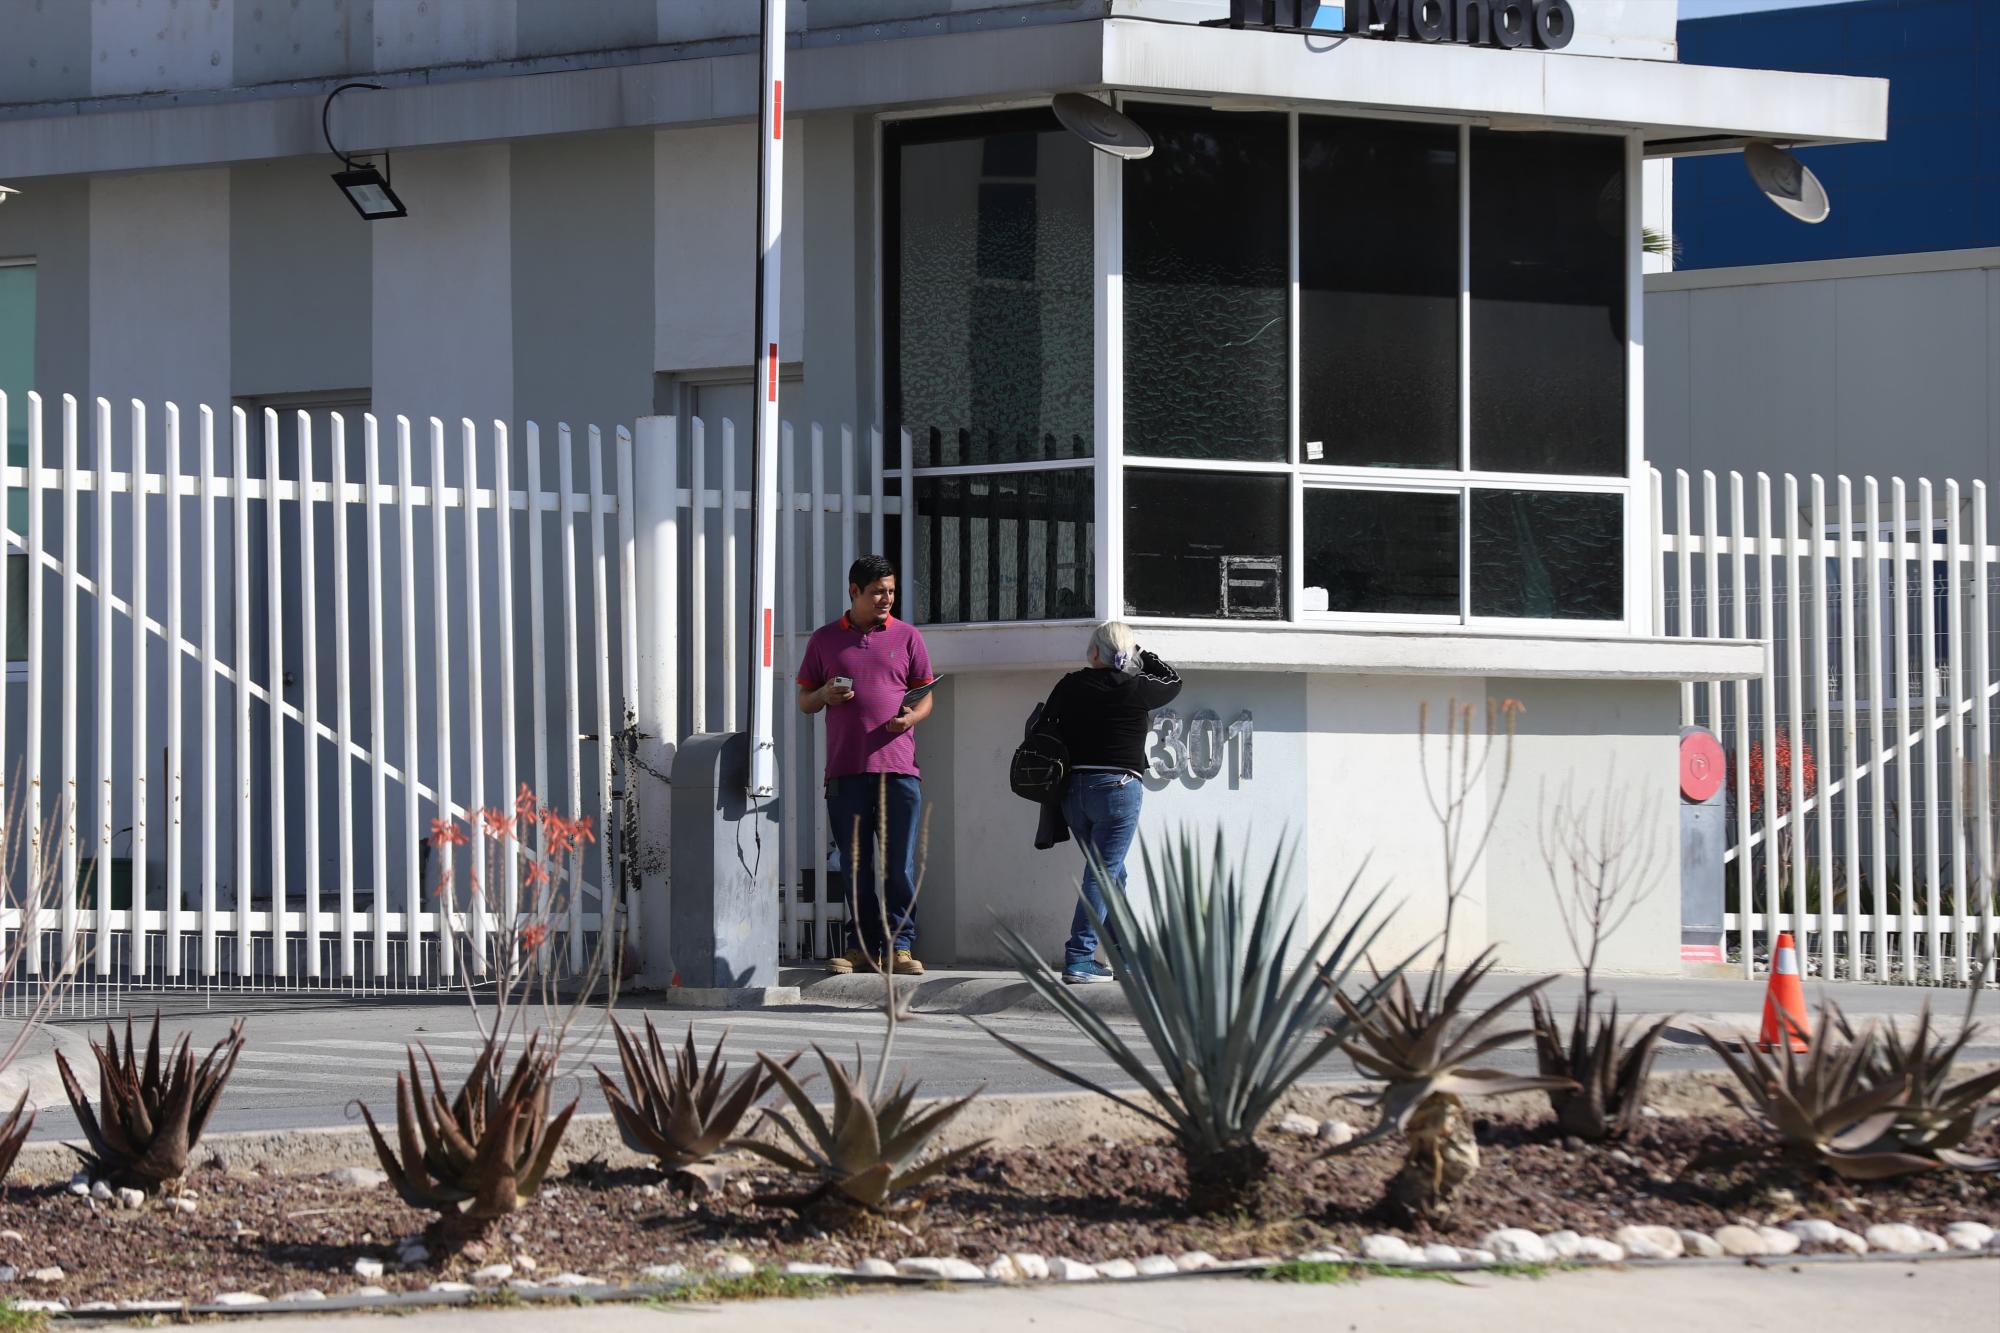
xmin=26 ymin=984 xmax=2000 ymax=1139
xmin=185 ymin=1260 xmax=2000 ymax=1332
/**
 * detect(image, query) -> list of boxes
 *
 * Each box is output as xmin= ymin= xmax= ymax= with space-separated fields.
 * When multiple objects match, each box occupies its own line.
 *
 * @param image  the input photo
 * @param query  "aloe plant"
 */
xmin=0 ymin=1092 xmax=31 ymax=1186
xmin=1331 ymin=950 xmax=1572 ymax=1221
xmin=1841 ymin=1001 xmax=2000 ymax=1172
xmin=1531 ymin=993 xmax=1671 ymax=1141
xmin=986 ymin=830 xmax=1406 ymax=1216
xmin=735 ymin=1045 xmax=985 ymax=1220
xmin=360 ymin=1033 xmax=577 ymax=1250
xmin=597 ymin=1018 xmax=791 ymax=1180
xmin=1705 ymin=1001 xmax=1942 ymax=1180
xmin=57 ymin=1013 xmax=245 ymax=1192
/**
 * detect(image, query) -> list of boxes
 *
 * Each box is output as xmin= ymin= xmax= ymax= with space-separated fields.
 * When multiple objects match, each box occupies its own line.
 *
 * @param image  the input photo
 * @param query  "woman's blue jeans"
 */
xmin=1060 ymin=771 xmax=1142 ymax=969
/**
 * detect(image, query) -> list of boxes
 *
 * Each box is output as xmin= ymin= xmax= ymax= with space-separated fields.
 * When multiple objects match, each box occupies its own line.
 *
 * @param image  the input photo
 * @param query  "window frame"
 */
xmin=880 ymin=100 xmax=1650 ymax=636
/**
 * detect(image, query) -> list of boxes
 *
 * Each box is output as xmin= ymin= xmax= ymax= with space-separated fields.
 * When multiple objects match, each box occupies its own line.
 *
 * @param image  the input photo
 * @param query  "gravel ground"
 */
xmin=0 ymin=1112 xmax=1993 ymax=1306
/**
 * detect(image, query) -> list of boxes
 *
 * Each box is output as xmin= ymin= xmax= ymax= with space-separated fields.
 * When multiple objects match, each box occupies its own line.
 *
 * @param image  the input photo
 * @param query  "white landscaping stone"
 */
xmin=169 ymin=1197 xmax=198 ymax=1215
xmin=1276 ymin=1113 xmax=1321 ymax=1137
xmin=352 ymin=1258 xmax=385 ymax=1280
xmin=784 ymin=1263 xmax=849 ymax=1277
xmin=115 ymin=1188 xmax=144 ymax=1210
xmin=854 ymin=1259 xmax=898 ymax=1278
xmin=28 ymin=1267 xmax=63 ymax=1283
xmin=13 ymin=1301 xmax=65 ymax=1313
xmin=1093 ymin=1259 xmax=1140 ymax=1279
xmin=641 ymin=1264 xmax=687 ymax=1281
xmin=75 ymin=1302 xmax=120 ymax=1312
xmin=1010 ymin=1253 xmax=1050 ymax=1281
xmin=428 ymin=1282 xmax=474 ymax=1294
xmin=716 ymin=1255 xmax=757 ymax=1276
xmin=1421 ymin=1245 xmax=1463 ymax=1265
xmin=895 ymin=1258 xmax=953 ymax=1279
xmin=1574 ymin=1238 xmax=1626 ymax=1263
xmin=1785 ymin=1220 xmax=1868 ymax=1254
xmin=986 ymin=1256 xmax=1021 ymax=1282
xmin=1863 ymin=1224 xmax=1942 ymax=1255
xmin=1542 ymin=1231 xmax=1587 ymax=1261
xmin=325 ymin=1166 xmax=388 ymax=1190
xmin=1360 ymin=1235 xmax=1421 ymax=1265
xmin=545 ymin=1273 xmax=598 ymax=1288
xmin=1174 ymin=1252 xmax=1218 ymax=1273
xmin=1712 ymin=1226 xmax=1770 ymax=1257
xmin=211 ymin=1293 xmax=268 ymax=1306
xmin=1135 ymin=1256 xmax=1179 ymax=1277
xmin=352 ymin=1285 xmax=390 ymax=1298
xmin=1945 ymin=1222 xmax=1996 ymax=1252
xmin=1755 ymin=1227 xmax=1802 ymax=1256
xmin=1465 ymin=1250 xmax=1497 ymax=1266
xmin=901 ymin=1257 xmax=981 ymax=1281
xmin=1297 ymin=1250 xmax=1349 ymax=1264
xmin=1679 ymin=1230 xmax=1725 ymax=1259
xmin=1481 ymin=1230 xmax=1554 ymax=1265
xmin=275 ymin=1290 xmax=328 ymax=1303
xmin=1614 ymin=1226 xmax=1685 ymax=1260
xmin=515 ymin=1254 xmax=538 ymax=1272
xmin=1049 ymin=1257 xmax=1099 ymax=1281
xmin=471 ymin=1264 xmax=514 ymax=1284
xmin=89 ymin=1181 xmax=113 ymax=1202
xmin=1317 ymin=1119 xmax=1357 ymax=1147
xmin=0 ymin=1265 xmax=17 ymax=1282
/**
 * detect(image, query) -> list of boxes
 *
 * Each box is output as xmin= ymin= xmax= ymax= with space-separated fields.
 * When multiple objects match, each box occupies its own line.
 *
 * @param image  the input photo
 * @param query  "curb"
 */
xmin=37 ymin=1244 xmax=2000 ymax=1321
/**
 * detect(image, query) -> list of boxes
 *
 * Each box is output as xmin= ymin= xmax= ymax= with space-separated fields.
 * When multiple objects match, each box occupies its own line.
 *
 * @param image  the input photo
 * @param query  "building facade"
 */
xmin=0 ymin=1 xmax=1885 ymax=980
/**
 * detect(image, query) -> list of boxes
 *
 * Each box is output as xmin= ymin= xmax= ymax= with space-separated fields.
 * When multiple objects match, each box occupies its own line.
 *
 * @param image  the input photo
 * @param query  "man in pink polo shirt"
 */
xmin=796 ymin=554 xmax=935 ymax=975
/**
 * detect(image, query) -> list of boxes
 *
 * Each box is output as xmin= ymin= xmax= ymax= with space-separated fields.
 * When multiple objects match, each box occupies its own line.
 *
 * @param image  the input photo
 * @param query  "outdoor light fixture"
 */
xmin=0 ymin=186 xmax=18 ymax=207
xmin=1052 ymin=93 xmax=1154 ymax=160
xmin=323 ymin=82 xmax=407 ymax=220
xmin=1743 ymin=142 xmax=1829 ymax=224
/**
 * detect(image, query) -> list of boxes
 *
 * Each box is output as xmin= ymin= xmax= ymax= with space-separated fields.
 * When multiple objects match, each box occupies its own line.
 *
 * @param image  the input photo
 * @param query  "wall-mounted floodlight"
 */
xmin=1744 ymin=142 xmax=1829 ymax=224
xmin=323 ymin=82 xmax=407 ymax=220
xmin=1052 ymin=93 xmax=1154 ymax=160
xmin=0 ymin=186 xmax=19 ymax=207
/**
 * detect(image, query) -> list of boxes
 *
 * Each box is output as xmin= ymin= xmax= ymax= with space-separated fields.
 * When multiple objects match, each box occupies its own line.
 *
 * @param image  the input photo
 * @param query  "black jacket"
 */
xmin=1041 ymin=651 xmax=1185 ymax=776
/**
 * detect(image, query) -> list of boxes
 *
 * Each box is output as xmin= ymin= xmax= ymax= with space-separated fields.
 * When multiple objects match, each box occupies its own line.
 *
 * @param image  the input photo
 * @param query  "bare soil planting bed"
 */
xmin=1 ymin=1114 xmax=1994 ymax=1306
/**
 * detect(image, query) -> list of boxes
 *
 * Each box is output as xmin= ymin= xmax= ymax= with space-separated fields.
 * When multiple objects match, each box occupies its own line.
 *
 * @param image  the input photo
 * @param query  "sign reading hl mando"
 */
xmin=1345 ymin=0 xmax=1577 ymax=50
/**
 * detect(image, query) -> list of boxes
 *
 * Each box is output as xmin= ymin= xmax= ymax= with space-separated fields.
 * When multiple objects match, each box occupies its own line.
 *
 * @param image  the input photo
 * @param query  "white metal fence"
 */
xmin=0 ymin=392 xmax=638 ymax=990
xmin=1653 ymin=467 xmax=1997 ymax=981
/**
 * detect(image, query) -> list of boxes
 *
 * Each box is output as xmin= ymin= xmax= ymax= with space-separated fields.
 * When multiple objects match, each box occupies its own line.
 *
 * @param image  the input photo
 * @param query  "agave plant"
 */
xmin=1531 ymin=993 xmax=1673 ymax=1141
xmin=360 ymin=1033 xmax=577 ymax=1249
xmin=1704 ymin=1001 xmax=1942 ymax=1180
xmin=1840 ymin=1002 xmax=2000 ymax=1172
xmin=986 ymin=831 xmax=1406 ymax=1216
xmin=1330 ymin=950 xmax=1572 ymax=1221
xmin=735 ymin=1045 xmax=985 ymax=1221
xmin=0 ymin=1092 xmax=32 ymax=1186
xmin=597 ymin=1018 xmax=792 ymax=1181
xmin=56 ymin=1013 xmax=245 ymax=1191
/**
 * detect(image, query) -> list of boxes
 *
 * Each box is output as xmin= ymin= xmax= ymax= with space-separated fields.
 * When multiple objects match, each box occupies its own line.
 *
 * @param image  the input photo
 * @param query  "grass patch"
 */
xmin=645 ymin=1273 xmax=845 ymax=1307
xmin=1256 ymin=1260 xmax=1463 ymax=1286
xmin=0 ymin=1303 xmax=46 ymax=1333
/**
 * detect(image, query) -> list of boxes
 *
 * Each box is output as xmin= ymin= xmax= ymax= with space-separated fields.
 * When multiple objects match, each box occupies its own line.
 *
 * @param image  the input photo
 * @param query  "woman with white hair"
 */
xmin=1036 ymin=621 xmax=1182 ymax=984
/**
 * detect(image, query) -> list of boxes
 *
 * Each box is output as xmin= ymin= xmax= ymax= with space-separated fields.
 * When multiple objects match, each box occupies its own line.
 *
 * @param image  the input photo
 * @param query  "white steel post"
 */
xmin=747 ymin=0 xmax=786 ymax=798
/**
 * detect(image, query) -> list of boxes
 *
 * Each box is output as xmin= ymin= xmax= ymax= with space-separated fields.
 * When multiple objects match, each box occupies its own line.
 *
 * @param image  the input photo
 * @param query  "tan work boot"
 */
xmin=892 ymin=950 xmax=925 ymax=976
xmin=825 ymin=948 xmax=871 ymax=975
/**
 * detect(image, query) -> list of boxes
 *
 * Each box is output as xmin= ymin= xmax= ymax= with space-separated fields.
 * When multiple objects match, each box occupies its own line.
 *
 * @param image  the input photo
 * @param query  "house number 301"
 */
xmin=1147 ymin=710 xmax=1253 ymax=782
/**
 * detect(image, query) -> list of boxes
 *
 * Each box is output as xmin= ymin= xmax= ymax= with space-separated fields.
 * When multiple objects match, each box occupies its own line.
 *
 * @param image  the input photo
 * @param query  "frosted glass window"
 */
xmin=1305 ymin=488 xmax=1460 ymax=615
xmin=1471 ymin=489 xmax=1623 ymax=619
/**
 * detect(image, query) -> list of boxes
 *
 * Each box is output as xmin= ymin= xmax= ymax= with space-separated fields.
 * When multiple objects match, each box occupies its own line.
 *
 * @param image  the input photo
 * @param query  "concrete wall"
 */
xmin=231 ymin=159 xmax=372 ymax=400
xmin=1646 ymin=252 xmax=2000 ymax=532
xmin=918 ymin=666 xmax=1685 ymax=974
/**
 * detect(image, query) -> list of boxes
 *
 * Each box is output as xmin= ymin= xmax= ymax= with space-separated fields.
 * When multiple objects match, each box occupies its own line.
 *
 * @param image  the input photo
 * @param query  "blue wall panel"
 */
xmin=1674 ymin=0 xmax=1999 ymax=267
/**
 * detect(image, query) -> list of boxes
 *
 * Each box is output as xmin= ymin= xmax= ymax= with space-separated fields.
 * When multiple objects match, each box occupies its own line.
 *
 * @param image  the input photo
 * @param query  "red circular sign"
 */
xmin=1680 ymin=730 xmax=1725 ymax=803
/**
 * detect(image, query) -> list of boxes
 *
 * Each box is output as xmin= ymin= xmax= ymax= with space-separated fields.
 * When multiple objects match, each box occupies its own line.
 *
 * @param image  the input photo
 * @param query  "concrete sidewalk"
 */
xmin=784 ymin=963 xmax=1992 ymax=1037
xmin=192 ymin=1260 xmax=1999 ymax=1332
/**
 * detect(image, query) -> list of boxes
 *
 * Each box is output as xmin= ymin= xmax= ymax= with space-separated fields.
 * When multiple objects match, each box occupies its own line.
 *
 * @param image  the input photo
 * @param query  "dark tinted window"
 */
xmin=889 ymin=114 xmax=1095 ymax=469
xmin=1125 ymin=468 xmax=1288 ymax=618
xmin=915 ymin=470 xmax=1094 ymax=624
xmin=1305 ymin=488 xmax=1460 ymax=615
xmin=1299 ymin=118 xmax=1459 ymax=469
xmin=1470 ymin=131 xmax=1626 ymax=476
xmin=1470 ymin=489 xmax=1623 ymax=619
xmin=1123 ymin=106 xmax=1289 ymax=463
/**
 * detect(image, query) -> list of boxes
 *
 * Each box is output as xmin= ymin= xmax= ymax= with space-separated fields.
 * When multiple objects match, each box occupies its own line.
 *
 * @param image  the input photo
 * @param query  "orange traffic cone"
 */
xmin=1758 ymin=932 xmax=1810 ymax=1053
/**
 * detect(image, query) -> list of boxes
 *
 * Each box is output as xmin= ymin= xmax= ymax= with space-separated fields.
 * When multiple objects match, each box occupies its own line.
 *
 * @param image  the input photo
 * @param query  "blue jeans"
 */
xmin=826 ymin=773 xmax=921 ymax=956
xmin=1060 ymin=771 xmax=1142 ymax=969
